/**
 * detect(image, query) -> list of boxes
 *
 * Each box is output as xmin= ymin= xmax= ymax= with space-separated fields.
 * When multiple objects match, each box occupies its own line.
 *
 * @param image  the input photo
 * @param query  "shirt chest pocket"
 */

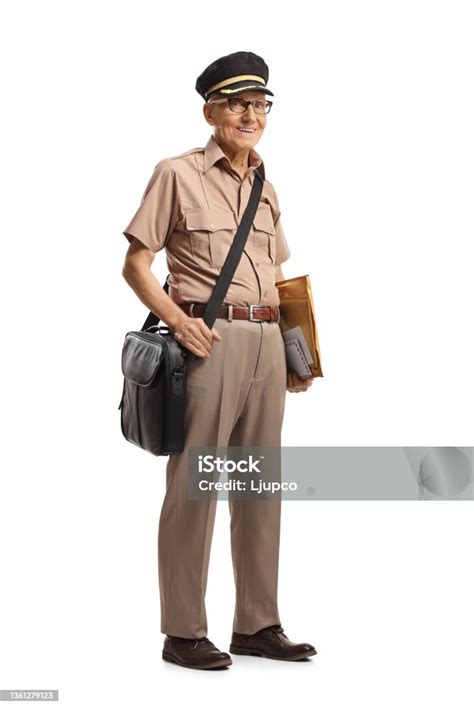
xmin=252 ymin=204 xmax=276 ymax=265
xmin=185 ymin=207 xmax=237 ymax=268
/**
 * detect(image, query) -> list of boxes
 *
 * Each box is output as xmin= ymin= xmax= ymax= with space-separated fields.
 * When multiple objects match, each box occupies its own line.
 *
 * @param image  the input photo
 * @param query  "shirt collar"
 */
xmin=203 ymin=133 xmax=266 ymax=180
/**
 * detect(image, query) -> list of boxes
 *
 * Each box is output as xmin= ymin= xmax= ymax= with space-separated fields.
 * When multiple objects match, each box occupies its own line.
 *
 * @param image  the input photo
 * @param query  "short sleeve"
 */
xmin=122 ymin=159 xmax=180 ymax=253
xmin=267 ymin=181 xmax=291 ymax=266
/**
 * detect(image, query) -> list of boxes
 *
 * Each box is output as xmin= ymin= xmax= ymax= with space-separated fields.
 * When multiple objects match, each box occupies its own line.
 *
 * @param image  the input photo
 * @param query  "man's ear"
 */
xmin=203 ymin=102 xmax=213 ymax=125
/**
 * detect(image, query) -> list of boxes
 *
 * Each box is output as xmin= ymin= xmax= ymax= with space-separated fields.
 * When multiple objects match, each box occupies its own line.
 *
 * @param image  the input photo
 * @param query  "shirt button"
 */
xmin=255 ymin=262 xmax=260 ymax=266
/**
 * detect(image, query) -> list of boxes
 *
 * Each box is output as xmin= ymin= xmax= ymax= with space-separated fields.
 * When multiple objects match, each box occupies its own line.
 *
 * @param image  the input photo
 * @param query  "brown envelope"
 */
xmin=276 ymin=274 xmax=324 ymax=378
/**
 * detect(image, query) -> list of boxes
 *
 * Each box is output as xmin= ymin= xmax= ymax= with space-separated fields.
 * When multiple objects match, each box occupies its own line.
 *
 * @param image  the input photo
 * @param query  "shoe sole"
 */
xmin=229 ymin=645 xmax=317 ymax=661
xmin=162 ymin=650 xmax=233 ymax=670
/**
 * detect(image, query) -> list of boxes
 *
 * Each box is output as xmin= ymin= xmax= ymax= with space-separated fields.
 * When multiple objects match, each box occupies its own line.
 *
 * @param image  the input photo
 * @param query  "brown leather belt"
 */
xmin=179 ymin=302 xmax=280 ymax=323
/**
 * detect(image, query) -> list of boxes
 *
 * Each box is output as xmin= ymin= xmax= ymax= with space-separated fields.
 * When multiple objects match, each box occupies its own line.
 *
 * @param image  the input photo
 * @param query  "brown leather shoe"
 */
xmin=230 ymin=625 xmax=317 ymax=661
xmin=163 ymin=635 xmax=232 ymax=670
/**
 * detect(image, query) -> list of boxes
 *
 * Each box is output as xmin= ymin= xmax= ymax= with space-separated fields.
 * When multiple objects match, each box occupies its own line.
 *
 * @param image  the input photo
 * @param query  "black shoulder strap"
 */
xmin=140 ymin=278 xmax=171 ymax=331
xmin=141 ymin=167 xmax=264 ymax=332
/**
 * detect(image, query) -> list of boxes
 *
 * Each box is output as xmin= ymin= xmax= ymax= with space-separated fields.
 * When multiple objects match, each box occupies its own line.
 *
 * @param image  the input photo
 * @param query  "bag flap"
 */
xmin=121 ymin=332 xmax=165 ymax=386
xmin=185 ymin=207 xmax=236 ymax=232
xmin=253 ymin=204 xmax=275 ymax=234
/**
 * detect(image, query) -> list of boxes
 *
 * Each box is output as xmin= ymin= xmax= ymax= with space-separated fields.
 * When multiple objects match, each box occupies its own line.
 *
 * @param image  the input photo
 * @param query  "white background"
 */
xmin=0 ymin=0 xmax=473 ymax=708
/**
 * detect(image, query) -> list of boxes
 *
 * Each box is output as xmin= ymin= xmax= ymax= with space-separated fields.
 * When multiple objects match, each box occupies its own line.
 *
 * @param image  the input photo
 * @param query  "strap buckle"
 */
xmin=248 ymin=304 xmax=263 ymax=322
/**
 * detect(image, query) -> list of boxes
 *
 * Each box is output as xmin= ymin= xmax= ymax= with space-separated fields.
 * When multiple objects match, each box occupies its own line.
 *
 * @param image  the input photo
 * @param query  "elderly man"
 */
xmin=121 ymin=51 xmax=316 ymax=670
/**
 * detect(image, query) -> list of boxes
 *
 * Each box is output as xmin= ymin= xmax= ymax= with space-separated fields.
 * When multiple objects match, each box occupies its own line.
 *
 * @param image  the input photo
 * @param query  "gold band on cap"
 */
xmin=205 ymin=74 xmax=266 ymax=97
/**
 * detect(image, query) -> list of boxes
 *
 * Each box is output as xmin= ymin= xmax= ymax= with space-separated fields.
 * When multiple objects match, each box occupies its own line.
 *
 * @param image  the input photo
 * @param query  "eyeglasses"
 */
xmin=207 ymin=97 xmax=273 ymax=115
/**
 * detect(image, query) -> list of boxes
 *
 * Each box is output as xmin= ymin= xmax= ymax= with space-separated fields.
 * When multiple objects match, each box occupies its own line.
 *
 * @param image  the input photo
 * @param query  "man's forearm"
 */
xmin=122 ymin=263 xmax=186 ymax=331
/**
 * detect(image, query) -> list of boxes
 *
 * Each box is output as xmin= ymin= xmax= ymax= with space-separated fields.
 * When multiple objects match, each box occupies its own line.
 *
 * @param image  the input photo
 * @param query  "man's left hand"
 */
xmin=287 ymin=372 xmax=314 ymax=393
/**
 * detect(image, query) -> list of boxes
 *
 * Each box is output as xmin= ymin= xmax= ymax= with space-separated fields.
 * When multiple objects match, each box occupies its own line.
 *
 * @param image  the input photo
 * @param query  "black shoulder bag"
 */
xmin=118 ymin=168 xmax=264 ymax=456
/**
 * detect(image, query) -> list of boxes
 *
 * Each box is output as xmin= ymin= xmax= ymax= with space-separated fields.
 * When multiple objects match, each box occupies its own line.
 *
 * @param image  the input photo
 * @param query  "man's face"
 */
xmin=204 ymin=91 xmax=269 ymax=153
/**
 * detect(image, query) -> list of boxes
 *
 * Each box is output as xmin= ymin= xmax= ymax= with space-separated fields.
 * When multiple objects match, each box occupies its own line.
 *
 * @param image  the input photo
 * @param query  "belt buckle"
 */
xmin=248 ymin=304 xmax=262 ymax=322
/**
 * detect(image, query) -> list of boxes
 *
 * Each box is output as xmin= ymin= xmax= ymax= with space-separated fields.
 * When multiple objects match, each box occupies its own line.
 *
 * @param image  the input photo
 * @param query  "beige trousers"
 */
xmin=158 ymin=318 xmax=287 ymax=638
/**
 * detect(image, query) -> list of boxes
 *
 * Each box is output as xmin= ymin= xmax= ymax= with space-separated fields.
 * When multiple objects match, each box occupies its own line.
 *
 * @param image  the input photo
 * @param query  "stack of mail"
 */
xmin=282 ymin=326 xmax=314 ymax=379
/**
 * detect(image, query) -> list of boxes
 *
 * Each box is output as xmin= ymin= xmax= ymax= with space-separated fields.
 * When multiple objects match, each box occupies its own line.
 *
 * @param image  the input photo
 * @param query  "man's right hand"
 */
xmin=172 ymin=315 xmax=222 ymax=358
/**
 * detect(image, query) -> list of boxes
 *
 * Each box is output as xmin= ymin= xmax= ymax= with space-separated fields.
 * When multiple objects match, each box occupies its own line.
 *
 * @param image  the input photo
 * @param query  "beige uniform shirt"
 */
xmin=123 ymin=133 xmax=291 ymax=307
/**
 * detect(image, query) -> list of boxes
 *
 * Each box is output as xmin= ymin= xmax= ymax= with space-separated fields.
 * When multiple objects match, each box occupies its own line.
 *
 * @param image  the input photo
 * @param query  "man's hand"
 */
xmin=173 ymin=315 xmax=222 ymax=358
xmin=287 ymin=371 xmax=314 ymax=393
